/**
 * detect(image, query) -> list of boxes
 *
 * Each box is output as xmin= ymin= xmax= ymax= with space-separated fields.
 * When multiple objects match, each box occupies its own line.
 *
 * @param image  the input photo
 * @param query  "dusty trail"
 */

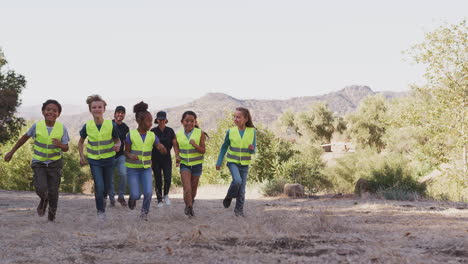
xmin=0 ymin=186 xmax=466 ymax=263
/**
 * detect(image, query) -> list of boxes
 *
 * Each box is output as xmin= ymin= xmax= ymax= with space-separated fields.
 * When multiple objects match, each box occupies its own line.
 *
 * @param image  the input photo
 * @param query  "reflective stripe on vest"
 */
xmin=85 ymin=120 xmax=116 ymax=160
xmin=32 ymin=121 xmax=64 ymax=162
xmin=125 ymin=130 xmax=155 ymax=169
xmin=176 ymin=128 xmax=204 ymax=166
xmin=226 ymin=127 xmax=255 ymax=165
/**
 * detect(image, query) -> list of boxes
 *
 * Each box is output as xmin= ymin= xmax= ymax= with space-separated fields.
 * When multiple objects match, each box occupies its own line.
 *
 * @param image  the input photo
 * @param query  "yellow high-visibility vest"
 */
xmin=226 ymin=127 xmax=255 ymax=165
xmin=32 ymin=120 xmax=64 ymax=162
xmin=176 ymin=128 xmax=204 ymax=166
xmin=86 ymin=120 xmax=116 ymax=160
xmin=125 ymin=130 xmax=155 ymax=169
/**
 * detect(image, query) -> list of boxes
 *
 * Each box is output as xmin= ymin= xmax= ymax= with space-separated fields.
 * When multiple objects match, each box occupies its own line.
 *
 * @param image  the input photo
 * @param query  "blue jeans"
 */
xmin=111 ymin=155 xmax=127 ymax=199
xmin=90 ymin=163 xmax=114 ymax=213
xmin=128 ymin=168 xmax=153 ymax=214
xmin=226 ymin=162 xmax=249 ymax=212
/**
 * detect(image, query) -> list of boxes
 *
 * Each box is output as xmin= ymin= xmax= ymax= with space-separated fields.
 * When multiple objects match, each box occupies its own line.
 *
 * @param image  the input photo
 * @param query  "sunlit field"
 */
xmin=1 ymin=186 xmax=466 ymax=263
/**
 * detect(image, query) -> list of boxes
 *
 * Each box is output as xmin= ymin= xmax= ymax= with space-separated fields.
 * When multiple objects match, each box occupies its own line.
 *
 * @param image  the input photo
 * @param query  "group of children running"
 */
xmin=4 ymin=95 xmax=256 ymax=222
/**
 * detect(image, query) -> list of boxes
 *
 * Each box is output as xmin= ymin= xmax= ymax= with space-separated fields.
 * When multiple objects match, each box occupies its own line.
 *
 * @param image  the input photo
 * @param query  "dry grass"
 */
xmin=0 ymin=186 xmax=467 ymax=264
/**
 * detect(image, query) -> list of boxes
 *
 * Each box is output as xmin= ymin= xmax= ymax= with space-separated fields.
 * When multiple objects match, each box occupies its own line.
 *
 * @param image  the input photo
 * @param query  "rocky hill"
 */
xmin=160 ymin=85 xmax=407 ymax=131
xmin=19 ymin=85 xmax=408 ymax=137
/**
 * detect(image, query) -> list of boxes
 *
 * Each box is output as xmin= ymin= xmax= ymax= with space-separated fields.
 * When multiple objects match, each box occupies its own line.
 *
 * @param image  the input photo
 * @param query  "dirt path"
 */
xmin=0 ymin=187 xmax=467 ymax=264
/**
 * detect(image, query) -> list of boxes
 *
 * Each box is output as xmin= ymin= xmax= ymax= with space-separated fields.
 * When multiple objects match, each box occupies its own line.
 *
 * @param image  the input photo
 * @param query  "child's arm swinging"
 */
xmin=174 ymin=138 xmax=181 ymax=167
xmin=4 ymin=134 xmax=31 ymax=162
xmin=78 ymin=137 xmax=87 ymax=166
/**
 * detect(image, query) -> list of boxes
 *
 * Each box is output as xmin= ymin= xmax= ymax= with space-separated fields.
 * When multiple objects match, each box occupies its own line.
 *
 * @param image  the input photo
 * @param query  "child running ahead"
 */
xmin=4 ymin=99 xmax=70 ymax=222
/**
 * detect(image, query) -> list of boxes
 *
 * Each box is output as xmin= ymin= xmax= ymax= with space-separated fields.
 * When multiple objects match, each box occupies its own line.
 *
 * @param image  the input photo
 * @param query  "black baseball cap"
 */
xmin=115 ymin=106 xmax=126 ymax=113
xmin=156 ymin=111 xmax=167 ymax=120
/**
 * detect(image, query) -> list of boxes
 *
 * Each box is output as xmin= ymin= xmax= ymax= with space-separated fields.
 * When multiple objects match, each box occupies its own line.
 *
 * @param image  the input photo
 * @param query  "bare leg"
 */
xmin=181 ymin=171 xmax=193 ymax=207
xmin=191 ymin=175 xmax=200 ymax=204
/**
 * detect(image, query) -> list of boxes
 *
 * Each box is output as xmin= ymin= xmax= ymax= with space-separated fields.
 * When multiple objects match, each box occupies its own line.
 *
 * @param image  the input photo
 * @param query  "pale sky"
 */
xmin=1 ymin=0 xmax=466 ymax=106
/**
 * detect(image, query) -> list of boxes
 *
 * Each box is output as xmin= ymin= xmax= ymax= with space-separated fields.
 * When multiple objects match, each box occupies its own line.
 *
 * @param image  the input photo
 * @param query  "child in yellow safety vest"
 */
xmin=125 ymin=102 xmax=166 ymax=221
xmin=4 ymin=99 xmax=70 ymax=222
xmin=78 ymin=95 xmax=121 ymax=220
xmin=174 ymin=111 xmax=206 ymax=217
xmin=216 ymin=107 xmax=256 ymax=217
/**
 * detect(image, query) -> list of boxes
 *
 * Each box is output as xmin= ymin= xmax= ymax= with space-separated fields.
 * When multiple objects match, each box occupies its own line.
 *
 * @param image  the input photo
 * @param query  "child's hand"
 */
xmin=4 ymin=151 xmax=14 ymax=162
xmin=79 ymin=156 xmax=87 ymax=166
xmin=189 ymin=139 xmax=196 ymax=146
xmin=248 ymin=144 xmax=254 ymax=150
xmin=52 ymin=139 xmax=62 ymax=148
xmin=113 ymin=144 xmax=120 ymax=152
xmin=176 ymin=155 xmax=181 ymax=167
xmin=158 ymin=144 xmax=167 ymax=155
xmin=216 ymin=165 xmax=221 ymax=170
xmin=128 ymin=154 xmax=139 ymax=161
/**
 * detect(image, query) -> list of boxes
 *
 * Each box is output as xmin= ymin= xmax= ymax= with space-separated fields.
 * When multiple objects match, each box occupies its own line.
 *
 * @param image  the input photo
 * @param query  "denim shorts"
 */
xmin=180 ymin=163 xmax=203 ymax=177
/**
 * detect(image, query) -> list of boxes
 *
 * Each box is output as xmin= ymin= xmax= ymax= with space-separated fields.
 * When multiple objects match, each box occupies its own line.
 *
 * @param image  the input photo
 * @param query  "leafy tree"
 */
xmin=250 ymin=128 xmax=291 ymax=182
xmin=345 ymin=95 xmax=388 ymax=152
xmin=405 ymin=20 xmax=467 ymax=174
xmin=0 ymin=48 xmax=26 ymax=144
xmin=280 ymin=102 xmax=339 ymax=144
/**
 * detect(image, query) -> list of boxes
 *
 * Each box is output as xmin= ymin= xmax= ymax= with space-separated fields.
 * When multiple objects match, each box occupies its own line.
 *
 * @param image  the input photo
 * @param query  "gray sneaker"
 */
xmin=164 ymin=195 xmax=171 ymax=206
xmin=97 ymin=212 xmax=107 ymax=221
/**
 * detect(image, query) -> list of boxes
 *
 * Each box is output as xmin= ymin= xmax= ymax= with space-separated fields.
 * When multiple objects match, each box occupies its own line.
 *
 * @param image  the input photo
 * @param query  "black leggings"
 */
xmin=152 ymin=159 xmax=172 ymax=202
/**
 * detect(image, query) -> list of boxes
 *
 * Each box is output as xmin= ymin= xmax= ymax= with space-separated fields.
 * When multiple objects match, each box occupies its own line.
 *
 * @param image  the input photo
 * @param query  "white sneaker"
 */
xmin=157 ymin=201 xmax=164 ymax=208
xmin=97 ymin=212 xmax=106 ymax=221
xmin=164 ymin=195 xmax=171 ymax=206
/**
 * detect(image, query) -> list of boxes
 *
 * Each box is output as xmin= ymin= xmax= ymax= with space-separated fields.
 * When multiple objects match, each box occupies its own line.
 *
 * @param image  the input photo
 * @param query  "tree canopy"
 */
xmin=0 ymin=48 xmax=26 ymax=144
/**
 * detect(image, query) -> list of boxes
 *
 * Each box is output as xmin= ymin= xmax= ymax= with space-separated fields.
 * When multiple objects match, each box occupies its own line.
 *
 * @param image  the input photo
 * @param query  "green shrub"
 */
xmin=324 ymin=149 xmax=427 ymax=198
xmin=0 ymin=138 xmax=34 ymax=191
xmin=366 ymin=163 xmax=425 ymax=197
xmin=376 ymin=187 xmax=422 ymax=201
xmin=60 ymin=142 xmax=91 ymax=193
xmin=425 ymin=164 xmax=467 ymax=202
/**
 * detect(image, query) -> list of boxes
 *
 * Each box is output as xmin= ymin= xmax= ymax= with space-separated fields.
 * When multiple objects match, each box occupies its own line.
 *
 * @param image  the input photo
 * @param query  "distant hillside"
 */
xmin=161 ymin=85 xmax=408 ymax=131
xmin=19 ymin=85 xmax=408 ymax=137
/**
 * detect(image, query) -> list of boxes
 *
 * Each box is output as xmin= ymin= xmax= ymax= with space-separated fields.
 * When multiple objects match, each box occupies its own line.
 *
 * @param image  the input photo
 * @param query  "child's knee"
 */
xmin=233 ymin=179 xmax=242 ymax=187
xmin=130 ymin=193 xmax=141 ymax=200
xmin=143 ymin=191 xmax=152 ymax=198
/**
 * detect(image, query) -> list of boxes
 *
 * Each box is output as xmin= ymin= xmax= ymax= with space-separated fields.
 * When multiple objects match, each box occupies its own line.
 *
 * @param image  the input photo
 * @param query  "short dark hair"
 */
xmin=42 ymin=99 xmax=62 ymax=114
xmin=115 ymin=105 xmax=126 ymax=113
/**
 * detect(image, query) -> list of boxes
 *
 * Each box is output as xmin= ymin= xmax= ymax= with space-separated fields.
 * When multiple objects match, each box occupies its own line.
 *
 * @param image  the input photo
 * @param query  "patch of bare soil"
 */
xmin=0 ymin=186 xmax=467 ymax=264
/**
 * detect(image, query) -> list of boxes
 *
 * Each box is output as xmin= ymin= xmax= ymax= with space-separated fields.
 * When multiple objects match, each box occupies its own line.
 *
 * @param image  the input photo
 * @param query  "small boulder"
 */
xmin=284 ymin=183 xmax=305 ymax=198
xmin=354 ymin=178 xmax=370 ymax=196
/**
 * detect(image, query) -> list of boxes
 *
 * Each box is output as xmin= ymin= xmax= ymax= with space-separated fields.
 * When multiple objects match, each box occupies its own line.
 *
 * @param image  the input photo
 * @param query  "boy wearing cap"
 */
xmin=111 ymin=106 xmax=130 ymax=206
xmin=150 ymin=111 xmax=177 ymax=207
